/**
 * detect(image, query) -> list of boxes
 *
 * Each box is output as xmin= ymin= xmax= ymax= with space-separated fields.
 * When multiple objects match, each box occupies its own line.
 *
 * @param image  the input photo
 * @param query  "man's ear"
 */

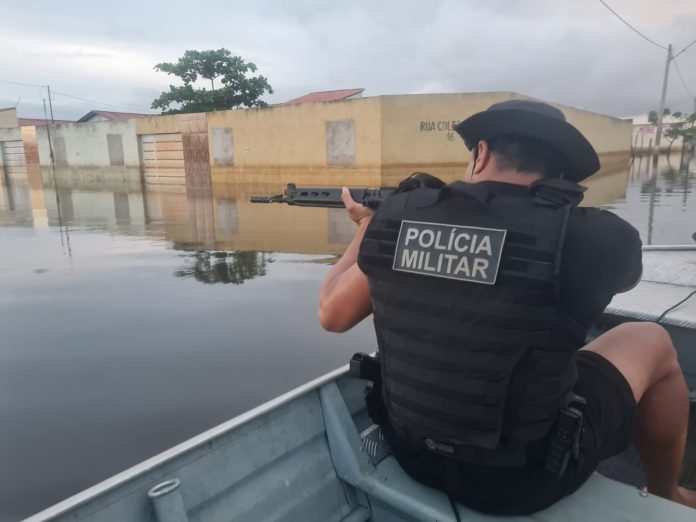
xmin=473 ymin=140 xmax=491 ymax=175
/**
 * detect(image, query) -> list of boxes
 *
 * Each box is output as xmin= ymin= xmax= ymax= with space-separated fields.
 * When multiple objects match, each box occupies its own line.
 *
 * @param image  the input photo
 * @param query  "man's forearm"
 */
xmin=320 ymin=217 xmax=371 ymax=307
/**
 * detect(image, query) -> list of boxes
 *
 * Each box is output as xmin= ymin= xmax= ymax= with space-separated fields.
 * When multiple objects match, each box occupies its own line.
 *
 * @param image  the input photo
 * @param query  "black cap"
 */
xmin=454 ymin=99 xmax=600 ymax=182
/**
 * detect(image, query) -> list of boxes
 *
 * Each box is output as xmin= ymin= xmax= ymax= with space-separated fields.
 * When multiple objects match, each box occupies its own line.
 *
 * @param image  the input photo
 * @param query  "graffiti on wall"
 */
xmin=419 ymin=120 xmax=461 ymax=142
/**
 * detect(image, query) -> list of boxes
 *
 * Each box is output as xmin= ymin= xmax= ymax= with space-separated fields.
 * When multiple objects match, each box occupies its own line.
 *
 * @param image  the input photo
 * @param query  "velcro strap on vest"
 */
xmin=393 ymin=421 xmax=546 ymax=467
xmin=451 ymin=442 xmax=531 ymax=467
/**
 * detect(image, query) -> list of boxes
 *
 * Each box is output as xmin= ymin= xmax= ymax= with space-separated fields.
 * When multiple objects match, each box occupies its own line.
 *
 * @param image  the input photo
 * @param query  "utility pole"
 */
xmin=654 ymin=44 xmax=673 ymax=154
xmin=46 ymin=84 xmax=56 ymax=123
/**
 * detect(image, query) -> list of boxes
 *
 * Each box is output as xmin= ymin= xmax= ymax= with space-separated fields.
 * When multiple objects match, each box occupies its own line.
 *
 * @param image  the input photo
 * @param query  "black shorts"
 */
xmin=383 ymin=350 xmax=638 ymax=515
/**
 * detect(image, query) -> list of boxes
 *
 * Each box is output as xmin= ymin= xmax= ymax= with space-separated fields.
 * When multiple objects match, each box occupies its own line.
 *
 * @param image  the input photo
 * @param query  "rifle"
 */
xmin=250 ymin=183 xmax=396 ymax=209
xmin=249 ymin=174 xmax=446 ymax=209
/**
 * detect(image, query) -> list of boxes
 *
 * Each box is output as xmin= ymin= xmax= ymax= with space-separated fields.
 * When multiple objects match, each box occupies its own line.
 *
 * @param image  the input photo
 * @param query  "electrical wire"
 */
xmin=672 ymin=57 xmax=695 ymax=98
xmin=1 ymin=78 xmax=152 ymax=114
xmin=656 ymin=289 xmax=696 ymax=323
xmin=674 ymin=37 xmax=696 ymax=58
xmin=596 ymin=0 xmax=667 ymax=50
xmin=0 ymin=78 xmax=46 ymax=88
xmin=51 ymin=90 xmax=151 ymax=113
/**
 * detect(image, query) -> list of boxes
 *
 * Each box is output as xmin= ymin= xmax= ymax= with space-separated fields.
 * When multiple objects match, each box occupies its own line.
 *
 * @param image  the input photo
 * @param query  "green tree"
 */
xmin=647 ymin=108 xmax=671 ymax=125
xmin=152 ymin=49 xmax=273 ymax=114
xmin=663 ymin=112 xmax=696 ymax=154
xmin=175 ymin=251 xmax=272 ymax=285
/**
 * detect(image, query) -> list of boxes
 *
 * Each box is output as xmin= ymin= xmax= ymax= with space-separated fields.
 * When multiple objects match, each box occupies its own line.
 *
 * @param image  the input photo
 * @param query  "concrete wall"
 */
xmin=24 ymin=92 xmax=633 ymax=189
xmin=36 ymin=119 xmax=140 ymax=168
xmin=135 ymin=113 xmax=183 ymax=135
xmin=0 ymin=108 xmax=18 ymax=128
xmin=378 ymin=92 xmax=633 ymax=184
xmin=632 ymin=123 xmax=685 ymax=152
xmin=206 ymin=97 xmax=383 ymax=185
xmin=206 ymin=97 xmax=382 ymax=169
xmin=0 ymin=127 xmax=21 ymax=143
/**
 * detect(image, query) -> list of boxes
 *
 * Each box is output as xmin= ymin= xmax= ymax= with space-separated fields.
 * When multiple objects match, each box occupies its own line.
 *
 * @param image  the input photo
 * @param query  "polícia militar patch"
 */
xmin=392 ymin=220 xmax=506 ymax=285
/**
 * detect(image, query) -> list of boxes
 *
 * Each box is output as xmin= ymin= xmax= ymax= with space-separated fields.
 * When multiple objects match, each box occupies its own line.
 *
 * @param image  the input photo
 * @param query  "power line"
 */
xmin=596 ymin=0 xmax=667 ymax=50
xmin=674 ymin=37 xmax=696 ymax=58
xmin=0 ymin=78 xmax=45 ymax=88
xmin=51 ymin=90 xmax=151 ymax=113
xmin=672 ymin=57 xmax=695 ymax=98
xmin=1 ymin=77 xmax=153 ymax=114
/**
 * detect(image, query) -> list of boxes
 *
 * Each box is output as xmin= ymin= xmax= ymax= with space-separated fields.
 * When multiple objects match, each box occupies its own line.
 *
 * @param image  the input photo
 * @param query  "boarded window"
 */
xmin=326 ymin=120 xmax=355 ymax=166
xmin=216 ymin=198 xmax=238 ymax=234
xmin=53 ymin=136 xmax=67 ymax=166
xmin=113 ymin=192 xmax=130 ymax=224
xmin=328 ymin=208 xmax=355 ymax=244
xmin=57 ymin=188 xmax=74 ymax=221
xmin=107 ymin=134 xmax=125 ymax=166
xmin=212 ymin=128 xmax=235 ymax=166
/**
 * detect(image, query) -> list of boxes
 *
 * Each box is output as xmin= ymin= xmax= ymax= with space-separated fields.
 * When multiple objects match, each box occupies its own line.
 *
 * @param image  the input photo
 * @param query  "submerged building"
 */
xmin=3 ymin=91 xmax=632 ymax=194
xmin=630 ymin=113 xmax=689 ymax=153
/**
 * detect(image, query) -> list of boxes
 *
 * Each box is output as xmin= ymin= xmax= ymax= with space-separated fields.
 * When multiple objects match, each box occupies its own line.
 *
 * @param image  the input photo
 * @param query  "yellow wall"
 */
xmin=211 ymin=167 xmax=383 ymax=188
xmin=202 ymin=93 xmax=631 ymax=186
xmin=207 ymin=97 xmax=382 ymax=168
xmin=135 ymin=113 xmax=184 ymax=135
xmin=120 ymin=93 xmax=633 ymax=189
xmin=379 ymin=92 xmax=527 ymax=169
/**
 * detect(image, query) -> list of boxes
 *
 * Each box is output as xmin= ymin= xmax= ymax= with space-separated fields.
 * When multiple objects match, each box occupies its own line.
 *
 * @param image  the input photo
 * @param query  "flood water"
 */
xmin=0 ymin=153 xmax=694 ymax=520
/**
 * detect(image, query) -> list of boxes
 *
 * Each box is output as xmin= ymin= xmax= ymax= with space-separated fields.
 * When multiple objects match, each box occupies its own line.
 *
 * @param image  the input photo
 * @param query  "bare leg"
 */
xmin=582 ymin=322 xmax=696 ymax=507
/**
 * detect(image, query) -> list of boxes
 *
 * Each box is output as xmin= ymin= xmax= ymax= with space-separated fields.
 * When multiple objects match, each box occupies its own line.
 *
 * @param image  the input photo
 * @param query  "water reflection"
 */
xmin=175 ymin=251 xmax=273 ymax=285
xmin=1 ymin=152 xmax=694 ymax=254
xmin=602 ymin=151 xmax=695 ymax=245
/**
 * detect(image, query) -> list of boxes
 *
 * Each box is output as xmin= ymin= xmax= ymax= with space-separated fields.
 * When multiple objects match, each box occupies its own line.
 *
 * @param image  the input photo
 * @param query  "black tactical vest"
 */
xmin=358 ymin=177 xmax=587 ymax=460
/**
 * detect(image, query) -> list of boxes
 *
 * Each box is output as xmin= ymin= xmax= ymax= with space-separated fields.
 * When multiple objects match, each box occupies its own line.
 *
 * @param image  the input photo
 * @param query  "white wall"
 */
xmin=36 ymin=119 xmax=140 ymax=167
xmin=0 ymin=127 xmax=21 ymax=142
xmin=632 ymin=123 xmax=685 ymax=151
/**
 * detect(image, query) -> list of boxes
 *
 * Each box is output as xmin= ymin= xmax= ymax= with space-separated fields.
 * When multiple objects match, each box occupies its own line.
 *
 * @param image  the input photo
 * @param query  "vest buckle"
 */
xmin=349 ymin=352 xmax=380 ymax=382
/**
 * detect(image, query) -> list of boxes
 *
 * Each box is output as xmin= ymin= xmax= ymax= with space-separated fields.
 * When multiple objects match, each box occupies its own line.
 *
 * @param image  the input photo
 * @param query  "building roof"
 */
xmin=77 ymin=110 xmax=150 ymax=122
xmin=279 ymin=88 xmax=365 ymax=106
xmin=19 ymin=118 xmax=74 ymax=127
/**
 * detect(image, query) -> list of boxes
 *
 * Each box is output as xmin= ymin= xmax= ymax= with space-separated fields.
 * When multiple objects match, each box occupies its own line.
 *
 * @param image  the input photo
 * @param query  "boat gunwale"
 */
xmin=642 ymin=245 xmax=696 ymax=251
xmin=23 ymin=363 xmax=352 ymax=521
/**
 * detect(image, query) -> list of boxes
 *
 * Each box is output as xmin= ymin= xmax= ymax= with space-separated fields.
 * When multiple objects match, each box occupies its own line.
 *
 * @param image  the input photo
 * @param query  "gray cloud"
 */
xmin=1 ymin=0 xmax=694 ymax=120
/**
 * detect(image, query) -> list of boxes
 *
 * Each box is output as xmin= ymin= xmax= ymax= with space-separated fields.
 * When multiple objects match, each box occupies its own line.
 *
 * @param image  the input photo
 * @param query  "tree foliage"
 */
xmin=662 ymin=112 xmax=696 ymax=152
xmin=151 ymin=49 xmax=273 ymax=114
xmin=175 ymin=251 xmax=272 ymax=285
xmin=646 ymin=108 xmax=696 ymax=152
xmin=647 ymin=108 xmax=671 ymax=125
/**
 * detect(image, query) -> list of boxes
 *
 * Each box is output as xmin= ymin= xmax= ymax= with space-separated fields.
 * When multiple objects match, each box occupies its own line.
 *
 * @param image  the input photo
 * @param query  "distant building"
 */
xmin=77 ymin=110 xmax=150 ymax=123
xmin=279 ymin=88 xmax=365 ymax=106
xmin=18 ymin=118 xmax=74 ymax=127
xmin=0 ymin=107 xmax=19 ymax=129
xmin=20 ymin=91 xmax=632 ymax=191
xmin=630 ymin=114 xmax=685 ymax=152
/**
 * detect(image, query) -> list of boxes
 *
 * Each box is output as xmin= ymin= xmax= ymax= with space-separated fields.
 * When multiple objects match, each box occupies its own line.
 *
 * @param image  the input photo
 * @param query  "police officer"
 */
xmin=318 ymin=99 xmax=696 ymax=513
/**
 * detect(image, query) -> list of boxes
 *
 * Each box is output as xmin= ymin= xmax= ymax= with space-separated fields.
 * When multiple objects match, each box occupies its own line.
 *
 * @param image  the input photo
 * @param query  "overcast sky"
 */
xmin=1 ymin=0 xmax=694 ymax=120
